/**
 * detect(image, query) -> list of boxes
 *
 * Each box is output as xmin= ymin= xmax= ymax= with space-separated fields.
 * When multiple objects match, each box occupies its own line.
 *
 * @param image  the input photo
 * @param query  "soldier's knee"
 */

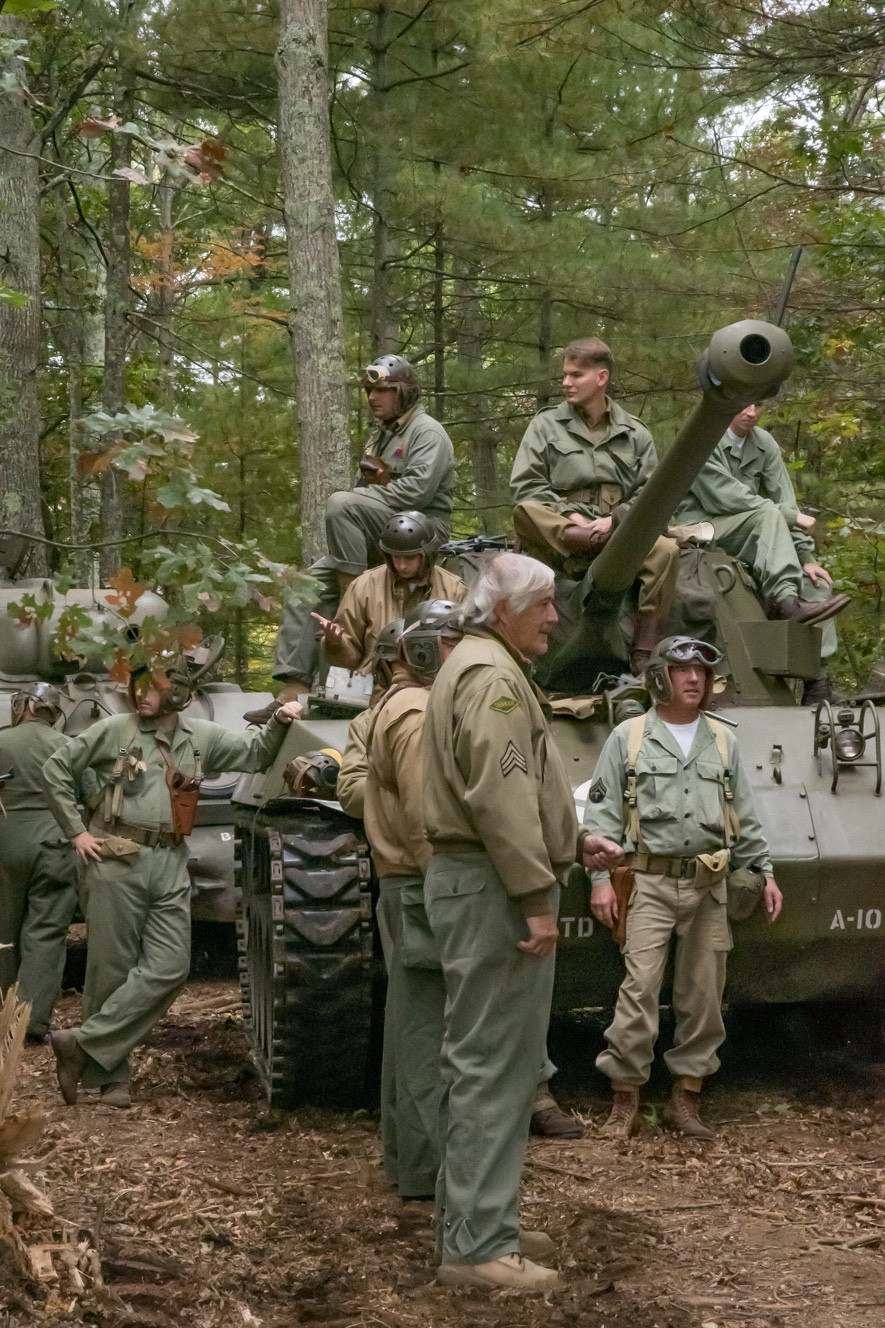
xmin=325 ymin=490 xmax=354 ymax=526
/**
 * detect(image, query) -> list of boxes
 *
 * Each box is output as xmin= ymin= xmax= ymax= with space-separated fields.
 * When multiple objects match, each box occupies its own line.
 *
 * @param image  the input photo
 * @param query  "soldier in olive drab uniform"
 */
xmin=365 ymin=601 xmax=462 ymax=1200
xmin=585 ymin=637 xmax=783 ymax=1140
xmin=40 ymin=660 xmax=302 ymax=1108
xmin=313 ymin=511 xmax=465 ymax=691
xmin=336 ymin=620 xmax=405 ymax=822
xmin=675 ymin=403 xmax=850 ymax=703
xmin=423 ymin=553 xmax=623 ymax=1293
xmin=0 ymin=684 xmax=80 ymax=1040
xmin=247 ymin=356 xmax=455 ymax=722
xmin=509 ymin=337 xmax=679 ymax=675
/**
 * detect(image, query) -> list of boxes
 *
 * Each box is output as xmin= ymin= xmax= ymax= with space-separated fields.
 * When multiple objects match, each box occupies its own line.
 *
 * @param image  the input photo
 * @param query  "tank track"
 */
xmin=235 ymin=798 xmax=380 ymax=1108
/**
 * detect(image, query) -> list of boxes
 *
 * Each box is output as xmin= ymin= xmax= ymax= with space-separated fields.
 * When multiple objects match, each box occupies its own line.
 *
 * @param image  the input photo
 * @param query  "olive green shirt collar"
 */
xmin=551 ymin=396 xmax=635 ymax=447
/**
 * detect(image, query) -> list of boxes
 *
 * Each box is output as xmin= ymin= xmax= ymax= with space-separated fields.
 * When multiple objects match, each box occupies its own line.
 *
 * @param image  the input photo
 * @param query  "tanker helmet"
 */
xmin=361 ymin=354 xmax=420 ymax=414
xmin=372 ymin=618 xmax=405 ymax=691
xmin=645 ymin=635 xmax=722 ymax=709
xmin=400 ymin=599 xmax=463 ymax=679
xmin=11 ymin=681 xmax=62 ymax=726
xmin=283 ymin=748 xmax=342 ymax=799
xmin=378 ymin=510 xmax=437 ymax=566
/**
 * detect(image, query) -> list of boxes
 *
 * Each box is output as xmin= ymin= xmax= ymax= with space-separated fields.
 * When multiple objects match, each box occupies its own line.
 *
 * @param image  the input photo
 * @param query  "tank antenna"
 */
xmin=772 ymin=246 xmax=804 ymax=328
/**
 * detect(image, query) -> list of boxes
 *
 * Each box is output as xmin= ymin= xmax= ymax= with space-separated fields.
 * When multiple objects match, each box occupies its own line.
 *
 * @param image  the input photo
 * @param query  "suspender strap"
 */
xmin=623 ymin=713 xmax=648 ymax=849
xmin=705 ymin=716 xmax=741 ymax=848
xmin=102 ymin=716 xmax=140 ymax=824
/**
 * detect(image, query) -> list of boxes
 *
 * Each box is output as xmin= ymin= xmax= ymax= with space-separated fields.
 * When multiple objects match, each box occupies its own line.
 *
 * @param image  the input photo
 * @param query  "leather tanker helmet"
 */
xmin=11 ymin=680 xmax=63 ymax=726
xmin=644 ymin=635 xmax=722 ymax=710
xmin=360 ymin=354 xmax=420 ymax=414
xmin=400 ymin=599 xmax=463 ymax=679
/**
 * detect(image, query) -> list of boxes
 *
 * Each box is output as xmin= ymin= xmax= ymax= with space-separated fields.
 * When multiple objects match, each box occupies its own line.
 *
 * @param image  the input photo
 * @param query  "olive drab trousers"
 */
xmin=513 ymin=499 xmax=679 ymax=622
xmin=596 ymin=870 xmax=732 ymax=1087
xmin=77 ymin=842 xmax=191 ymax=1087
xmin=425 ymin=851 xmax=558 ymax=1267
xmin=273 ymin=492 xmax=450 ymax=681
xmin=0 ymin=810 xmax=80 ymax=1036
xmin=703 ymin=508 xmax=837 ymax=657
xmin=377 ymin=877 xmax=446 ymax=1199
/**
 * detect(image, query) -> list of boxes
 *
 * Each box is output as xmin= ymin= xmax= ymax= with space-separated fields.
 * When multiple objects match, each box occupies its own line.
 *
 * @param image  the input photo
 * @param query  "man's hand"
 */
xmin=518 ymin=913 xmax=559 ymax=957
xmin=274 ymin=701 xmax=304 ymax=725
xmin=72 ymin=830 xmax=104 ymax=864
xmin=796 ymin=511 xmax=816 ymax=534
xmin=803 ymin=560 xmax=833 ymax=590
xmin=589 ymin=882 xmax=618 ymax=930
xmin=310 ymin=613 xmax=346 ymax=647
xmin=584 ymin=515 xmax=613 ymax=547
xmin=580 ymin=834 xmax=624 ymax=873
xmin=763 ymin=876 xmax=783 ymax=923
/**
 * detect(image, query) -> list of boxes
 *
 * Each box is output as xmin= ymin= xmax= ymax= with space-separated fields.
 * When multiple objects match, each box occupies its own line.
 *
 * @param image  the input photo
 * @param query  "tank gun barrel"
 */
xmin=589 ymin=319 xmax=794 ymax=596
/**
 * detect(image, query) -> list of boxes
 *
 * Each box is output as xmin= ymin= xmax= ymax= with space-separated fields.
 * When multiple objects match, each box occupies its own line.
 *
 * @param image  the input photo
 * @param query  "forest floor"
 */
xmin=4 ymin=980 xmax=883 ymax=1328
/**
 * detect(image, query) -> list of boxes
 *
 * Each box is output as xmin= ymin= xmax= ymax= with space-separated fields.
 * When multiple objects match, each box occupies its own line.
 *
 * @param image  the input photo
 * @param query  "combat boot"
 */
xmin=243 ymin=678 xmax=308 ymax=726
xmin=100 ymin=1083 xmax=131 ymax=1109
xmin=770 ymin=592 xmax=850 ymax=626
xmin=531 ymin=1085 xmax=582 ymax=1139
xmin=663 ymin=1077 xmax=715 ymax=1140
xmin=49 ymin=1028 xmax=89 ymax=1105
xmin=599 ymin=1083 xmax=639 ymax=1139
xmin=629 ymin=614 xmax=661 ymax=679
xmin=437 ymin=1253 xmax=560 ymax=1292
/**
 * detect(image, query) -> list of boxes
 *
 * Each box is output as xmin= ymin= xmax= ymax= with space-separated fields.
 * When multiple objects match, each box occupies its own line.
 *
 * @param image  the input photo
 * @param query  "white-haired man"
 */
xmin=422 ymin=551 xmax=623 ymax=1293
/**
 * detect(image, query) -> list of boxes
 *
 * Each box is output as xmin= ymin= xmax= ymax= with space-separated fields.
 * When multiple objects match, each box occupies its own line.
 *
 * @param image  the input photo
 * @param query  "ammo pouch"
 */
xmin=167 ymin=772 xmax=200 ymax=837
xmin=726 ymin=866 xmax=766 ymax=921
xmin=694 ymin=848 xmax=730 ymax=890
xmin=96 ymin=833 xmax=141 ymax=861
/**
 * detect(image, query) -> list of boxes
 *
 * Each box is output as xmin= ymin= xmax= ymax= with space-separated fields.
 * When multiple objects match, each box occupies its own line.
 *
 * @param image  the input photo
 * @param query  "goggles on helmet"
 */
xmin=363 ymin=364 xmax=392 ymax=385
xmin=665 ymin=640 xmax=722 ymax=666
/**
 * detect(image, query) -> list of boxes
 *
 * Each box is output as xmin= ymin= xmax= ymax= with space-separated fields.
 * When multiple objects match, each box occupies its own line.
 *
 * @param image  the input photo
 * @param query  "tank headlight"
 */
xmin=835 ymin=712 xmax=865 ymax=763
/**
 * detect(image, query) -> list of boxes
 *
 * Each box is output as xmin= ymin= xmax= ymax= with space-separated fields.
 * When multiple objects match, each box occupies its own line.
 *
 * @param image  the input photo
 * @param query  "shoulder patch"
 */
xmin=500 ymin=740 xmax=528 ymax=777
xmin=588 ymin=778 xmax=607 ymax=804
xmin=490 ymin=694 xmax=519 ymax=714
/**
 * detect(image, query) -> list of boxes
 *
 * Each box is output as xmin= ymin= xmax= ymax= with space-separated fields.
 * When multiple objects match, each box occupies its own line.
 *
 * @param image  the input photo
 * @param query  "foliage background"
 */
xmin=1 ymin=0 xmax=883 ymax=687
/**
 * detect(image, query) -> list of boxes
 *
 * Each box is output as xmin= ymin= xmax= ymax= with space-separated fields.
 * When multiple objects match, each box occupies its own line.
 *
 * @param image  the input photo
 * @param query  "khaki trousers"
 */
xmin=596 ymin=870 xmax=731 ymax=1087
xmin=77 ymin=843 xmax=191 ymax=1087
xmin=377 ymin=876 xmax=446 ymax=1198
xmin=426 ymin=850 xmax=558 ymax=1266
xmin=0 ymin=811 xmax=80 ymax=1035
xmin=513 ymin=499 xmax=679 ymax=620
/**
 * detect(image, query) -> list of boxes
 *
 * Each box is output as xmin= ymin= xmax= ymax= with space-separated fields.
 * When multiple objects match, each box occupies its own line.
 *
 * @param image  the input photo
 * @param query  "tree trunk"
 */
xmin=276 ymin=0 xmax=351 ymax=566
xmin=0 ymin=18 xmax=48 ymax=576
xmin=368 ymin=1 xmax=398 ymax=353
xmin=99 ymin=13 xmax=135 ymax=583
xmin=457 ymin=276 xmax=500 ymax=534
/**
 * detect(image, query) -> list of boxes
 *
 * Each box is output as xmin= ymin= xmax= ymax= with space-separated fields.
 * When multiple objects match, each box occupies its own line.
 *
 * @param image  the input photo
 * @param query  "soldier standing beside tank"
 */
xmin=364 ymin=601 xmax=463 ymax=1199
xmin=0 ymin=684 xmax=80 ymax=1041
xmin=422 ymin=552 xmax=623 ymax=1293
xmin=336 ymin=621 xmax=405 ymax=822
xmin=585 ymin=637 xmax=783 ymax=1140
xmin=509 ymin=338 xmax=680 ymax=675
xmin=246 ymin=356 xmax=455 ymax=723
xmin=40 ymin=659 xmax=302 ymax=1108
xmin=675 ymin=403 xmax=849 ymax=702
xmin=312 ymin=511 xmax=466 ymax=694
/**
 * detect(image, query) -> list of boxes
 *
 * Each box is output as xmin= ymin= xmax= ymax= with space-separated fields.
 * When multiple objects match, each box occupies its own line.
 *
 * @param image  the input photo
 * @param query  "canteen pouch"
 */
xmin=726 ymin=865 xmax=766 ymax=921
xmin=167 ymin=771 xmax=200 ymax=838
xmin=96 ymin=834 xmax=140 ymax=861
xmin=694 ymin=848 xmax=730 ymax=890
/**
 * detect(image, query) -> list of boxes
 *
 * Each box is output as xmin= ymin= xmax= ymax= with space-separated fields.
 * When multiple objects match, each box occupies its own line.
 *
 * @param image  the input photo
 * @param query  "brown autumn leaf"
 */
xmin=106 ymin=566 xmax=147 ymax=613
xmin=77 ymin=115 xmax=122 ymax=138
xmin=77 ymin=450 xmax=114 ymax=477
xmin=108 ymin=650 xmax=132 ymax=685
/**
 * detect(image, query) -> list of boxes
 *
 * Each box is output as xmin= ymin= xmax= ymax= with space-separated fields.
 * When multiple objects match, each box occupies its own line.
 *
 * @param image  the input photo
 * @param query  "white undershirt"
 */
xmin=661 ymin=717 xmax=700 ymax=757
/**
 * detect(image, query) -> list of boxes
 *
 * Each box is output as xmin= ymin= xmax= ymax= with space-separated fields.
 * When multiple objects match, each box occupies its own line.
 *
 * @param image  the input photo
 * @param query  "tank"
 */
xmin=0 ymin=578 xmax=277 ymax=923
xmin=233 ymin=318 xmax=883 ymax=1107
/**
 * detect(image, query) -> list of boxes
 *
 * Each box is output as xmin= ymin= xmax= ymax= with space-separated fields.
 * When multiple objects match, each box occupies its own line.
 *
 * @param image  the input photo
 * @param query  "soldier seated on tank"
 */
xmin=310 ymin=510 xmax=466 ymax=701
xmin=245 ymin=356 xmax=455 ymax=725
xmin=509 ymin=337 xmax=680 ymax=677
xmin=675 ymin=403 xmax=849 ymax=703
xmin=0 ymin=683 xmax=80 ymax=1043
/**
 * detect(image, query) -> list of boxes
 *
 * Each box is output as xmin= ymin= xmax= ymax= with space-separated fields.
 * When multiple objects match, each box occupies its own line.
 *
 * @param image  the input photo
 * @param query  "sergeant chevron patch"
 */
xmin=500 ymin=740 xmax=528 ymax=777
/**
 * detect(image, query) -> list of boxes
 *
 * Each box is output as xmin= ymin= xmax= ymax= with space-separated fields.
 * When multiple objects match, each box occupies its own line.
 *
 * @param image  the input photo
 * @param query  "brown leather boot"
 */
xmin=49 ymin=1028 xmax=88 ymax=1105
xmin=243 ymin=678 xmax=309 ymax=726
xmin=663 ymin=1078 xmax=715 ymax=1139
xmin=599 ymin=1084 xmax=639 ymax=1139
xmin=770 ymin=592 xmax=850 ymax=625
xmin=629 ymin=614 xmax=660 ymax=678
xmin=531 ymin=1103 xmax=583 ymax=1139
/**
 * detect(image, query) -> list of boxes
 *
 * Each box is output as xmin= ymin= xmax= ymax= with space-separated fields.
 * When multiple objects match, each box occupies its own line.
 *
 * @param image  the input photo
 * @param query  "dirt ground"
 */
xmin=4 ymin=982 xmax=883 ymax=1328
